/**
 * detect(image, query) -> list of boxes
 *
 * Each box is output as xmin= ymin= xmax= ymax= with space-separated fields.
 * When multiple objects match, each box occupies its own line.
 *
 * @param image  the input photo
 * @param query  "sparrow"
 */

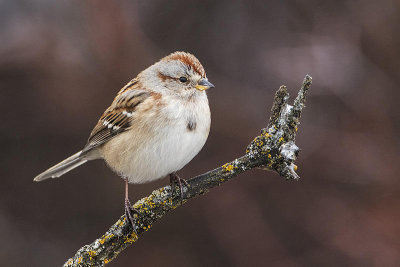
xmin=34 ymin=51 xmax=214 ymax=229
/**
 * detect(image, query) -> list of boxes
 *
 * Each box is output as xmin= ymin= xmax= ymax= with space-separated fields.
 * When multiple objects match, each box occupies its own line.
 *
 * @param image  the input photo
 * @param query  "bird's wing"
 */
xmin=82 ymin=82 xmax=151 ymax=154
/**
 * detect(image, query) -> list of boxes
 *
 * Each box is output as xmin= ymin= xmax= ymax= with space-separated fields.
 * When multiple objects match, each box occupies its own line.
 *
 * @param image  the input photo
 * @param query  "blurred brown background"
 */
xmin=1 ymin=0 xmax=399 ymax=266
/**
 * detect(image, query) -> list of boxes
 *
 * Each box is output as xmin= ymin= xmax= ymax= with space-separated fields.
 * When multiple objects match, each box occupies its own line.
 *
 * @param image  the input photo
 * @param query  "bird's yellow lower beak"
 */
xmin=195 ymin=78 xmax=215 ymax=91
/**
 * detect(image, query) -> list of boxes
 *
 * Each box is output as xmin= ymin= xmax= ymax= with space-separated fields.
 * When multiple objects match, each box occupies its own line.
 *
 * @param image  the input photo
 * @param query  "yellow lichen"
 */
xmin=263 ymin=132 xmax=272 ymax=138
xmin=268 ymin=154 xmax=272 ymax=159
xmin=100 ymin=234 xmax=115 ymax=244
xmin=278 ymin=137 xmax=284 ymax=142
xmin=104 ymin=258 xmax=110 ymax=264
xmin=88 ymin=250 xmax=96 ymax=257
xmin=77 ymin=257 xmax=82 ymax=264
xmin=124 ymin=232 xmax=138 ymax=244
xmin=294 ymin=164 xmax=298 ymax=171
xmin=255 ymin=137 xmax=264 ymax=146
xmin=222 ymin=164 xmax=234 ymax=172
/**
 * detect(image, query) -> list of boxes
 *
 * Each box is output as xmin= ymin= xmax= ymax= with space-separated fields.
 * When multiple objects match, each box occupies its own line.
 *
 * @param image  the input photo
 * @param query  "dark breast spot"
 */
xmin=187 ymin=119 xmax=197 ymax=131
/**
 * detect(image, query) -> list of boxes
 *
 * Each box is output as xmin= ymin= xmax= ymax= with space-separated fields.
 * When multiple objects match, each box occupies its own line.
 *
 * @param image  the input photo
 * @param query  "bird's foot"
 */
xmin=124 ymin=198 xmax=139 ymax=233
xmin=169 ymin=172 xmax=190 ymax=204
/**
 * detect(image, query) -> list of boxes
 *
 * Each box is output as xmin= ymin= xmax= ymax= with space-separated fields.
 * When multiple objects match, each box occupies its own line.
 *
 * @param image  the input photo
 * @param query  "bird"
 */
xmin=34 ymin=51 xmax=214 ymax=229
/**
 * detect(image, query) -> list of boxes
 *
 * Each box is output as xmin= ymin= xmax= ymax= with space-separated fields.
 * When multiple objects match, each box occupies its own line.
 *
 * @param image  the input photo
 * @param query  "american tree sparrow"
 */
xmin=34 ymin=52 xmax=214 ymax=228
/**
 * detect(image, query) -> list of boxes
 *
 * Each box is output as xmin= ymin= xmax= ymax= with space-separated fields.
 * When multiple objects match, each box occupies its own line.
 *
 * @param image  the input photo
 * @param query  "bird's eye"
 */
xmin=179 ymin=77 xmax=188 ymax=83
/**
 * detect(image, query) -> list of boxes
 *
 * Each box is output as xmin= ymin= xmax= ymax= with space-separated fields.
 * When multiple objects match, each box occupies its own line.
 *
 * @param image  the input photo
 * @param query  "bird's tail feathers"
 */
xmin=34 ymin=151 xmax=87 ymax=182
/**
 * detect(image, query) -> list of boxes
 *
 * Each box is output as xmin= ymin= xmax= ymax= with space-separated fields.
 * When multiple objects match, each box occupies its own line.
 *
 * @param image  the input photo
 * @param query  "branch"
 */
xmin=64 ymin=75 xmax=312 ymax=266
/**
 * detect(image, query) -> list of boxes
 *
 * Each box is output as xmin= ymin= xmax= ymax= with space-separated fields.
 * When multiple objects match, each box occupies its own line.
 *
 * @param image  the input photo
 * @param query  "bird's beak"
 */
xmin=195 ymin=78 xmax=215 ymax=91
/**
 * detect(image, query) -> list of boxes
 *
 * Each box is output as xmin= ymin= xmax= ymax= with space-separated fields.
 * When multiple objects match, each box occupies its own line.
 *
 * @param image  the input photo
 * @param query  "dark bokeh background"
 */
xmin=1 ymin=0 xmax=399 ymax=266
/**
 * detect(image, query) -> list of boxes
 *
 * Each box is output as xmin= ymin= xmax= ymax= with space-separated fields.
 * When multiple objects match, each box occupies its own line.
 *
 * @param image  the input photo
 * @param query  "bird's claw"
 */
xmin=170 ymin=172 xmax=190 ymax=204
xmin=124 ymin=198 xmax=139 ymax=233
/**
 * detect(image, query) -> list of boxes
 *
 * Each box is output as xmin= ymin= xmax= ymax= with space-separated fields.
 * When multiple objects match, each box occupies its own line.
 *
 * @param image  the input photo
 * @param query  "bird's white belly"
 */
xmin=102 ymin=95 xmax=210 ymax=184
xmin=128 ymin=123 xmax=207 ymax=183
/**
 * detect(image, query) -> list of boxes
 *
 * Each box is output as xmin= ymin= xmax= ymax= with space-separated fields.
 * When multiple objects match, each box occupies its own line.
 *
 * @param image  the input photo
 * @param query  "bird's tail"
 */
xmin=34 ymin=151 xmax=87 ymax=182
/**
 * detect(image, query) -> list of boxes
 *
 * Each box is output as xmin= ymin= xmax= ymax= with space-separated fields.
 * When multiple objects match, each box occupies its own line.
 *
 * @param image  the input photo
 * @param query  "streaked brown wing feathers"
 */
xmin=82 ymin=88 xmax=150 ymax=154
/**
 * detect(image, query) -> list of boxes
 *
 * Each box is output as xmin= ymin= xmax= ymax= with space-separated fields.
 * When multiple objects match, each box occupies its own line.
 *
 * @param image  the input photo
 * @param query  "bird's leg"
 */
xmin=124 ymin=177 xmax=138 ymax=232
xmin=169 ymin=172 xmax=190 ymax=204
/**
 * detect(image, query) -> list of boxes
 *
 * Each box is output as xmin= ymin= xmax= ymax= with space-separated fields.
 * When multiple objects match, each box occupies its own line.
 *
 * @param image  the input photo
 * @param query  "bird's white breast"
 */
xmin=101 ymin=92 xmax=211 ymax=184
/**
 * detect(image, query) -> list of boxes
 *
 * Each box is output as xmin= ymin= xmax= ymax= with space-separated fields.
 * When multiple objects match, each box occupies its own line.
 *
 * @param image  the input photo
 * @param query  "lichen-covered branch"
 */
xmin=64 ymin=75 xmax=312 ymax=267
